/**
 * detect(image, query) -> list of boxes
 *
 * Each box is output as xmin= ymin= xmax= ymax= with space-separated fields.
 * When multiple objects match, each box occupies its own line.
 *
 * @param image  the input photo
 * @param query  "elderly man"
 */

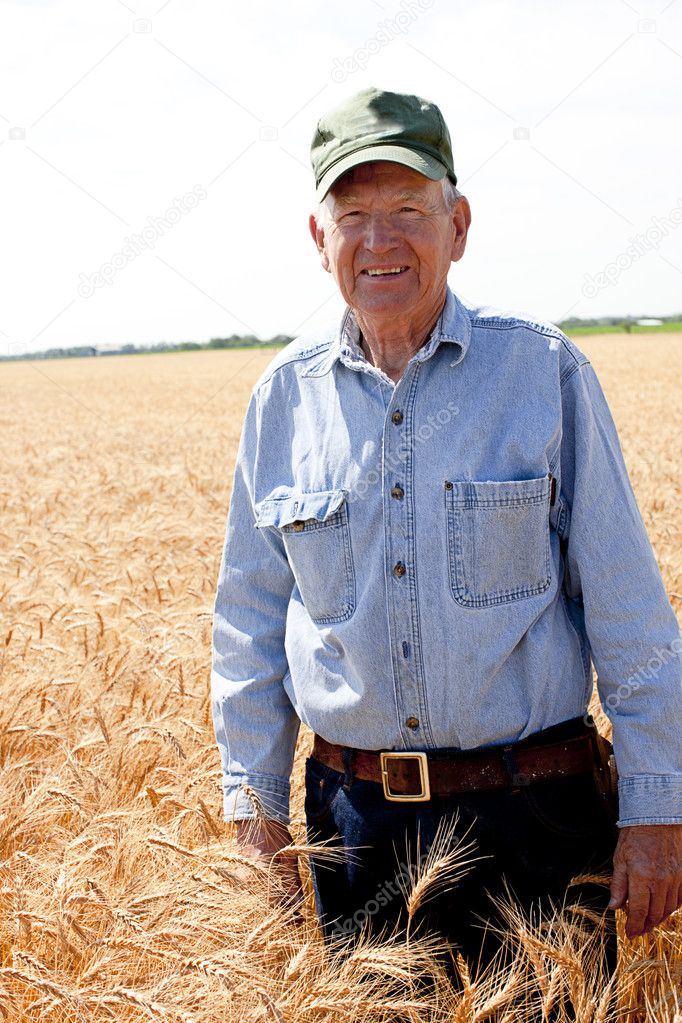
xmin=211 ymin=87 xmax=682 ymax=969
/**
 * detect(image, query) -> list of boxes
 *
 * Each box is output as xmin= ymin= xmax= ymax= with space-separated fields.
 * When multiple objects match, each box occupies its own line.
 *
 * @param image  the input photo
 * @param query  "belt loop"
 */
xmin=341 ymin=747 xmax=355 ymax=791
xmin=502 ymin=744 xmax=527 ymax=789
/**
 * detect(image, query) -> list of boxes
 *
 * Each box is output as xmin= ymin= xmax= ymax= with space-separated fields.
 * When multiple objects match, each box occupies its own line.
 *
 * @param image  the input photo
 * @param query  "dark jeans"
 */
xmin=304 ymin=717 xmax=619 ymax=980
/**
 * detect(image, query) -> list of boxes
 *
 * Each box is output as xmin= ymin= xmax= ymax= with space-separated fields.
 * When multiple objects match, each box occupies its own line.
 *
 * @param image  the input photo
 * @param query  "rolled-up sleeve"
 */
xmin=211 ymin=388 xmax=300 ymax=824
xmin=558 ymin=358 xmax=682 ymax=826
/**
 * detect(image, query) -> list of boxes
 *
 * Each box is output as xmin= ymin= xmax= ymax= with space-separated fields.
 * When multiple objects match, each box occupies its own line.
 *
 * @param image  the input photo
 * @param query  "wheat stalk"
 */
xmin=2 ymin=342 xmax=681 ymax=1022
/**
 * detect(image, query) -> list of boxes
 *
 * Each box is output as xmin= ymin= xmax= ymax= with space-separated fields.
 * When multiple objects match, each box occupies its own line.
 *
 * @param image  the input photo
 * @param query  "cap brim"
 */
xmin=315 ymin=145 xmax=447 ymax=201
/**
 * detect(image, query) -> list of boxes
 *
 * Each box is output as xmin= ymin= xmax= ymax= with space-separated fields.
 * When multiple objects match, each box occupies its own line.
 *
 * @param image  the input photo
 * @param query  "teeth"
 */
xmin=366 ymin=266 xmax=406 ymax=276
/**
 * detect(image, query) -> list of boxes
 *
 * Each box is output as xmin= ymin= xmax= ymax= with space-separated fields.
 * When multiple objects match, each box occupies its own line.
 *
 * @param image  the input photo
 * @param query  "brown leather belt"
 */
xmin=311 ymin=729 xmax=606 ymax=802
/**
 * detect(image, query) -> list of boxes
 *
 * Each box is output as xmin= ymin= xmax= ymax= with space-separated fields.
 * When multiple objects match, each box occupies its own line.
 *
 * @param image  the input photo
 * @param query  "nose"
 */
xmin=364 ymin=213 xmax=397 ymax=254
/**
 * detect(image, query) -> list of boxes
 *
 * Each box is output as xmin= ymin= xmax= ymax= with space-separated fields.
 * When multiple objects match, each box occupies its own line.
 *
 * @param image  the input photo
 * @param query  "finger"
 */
xmin=643 ymin=883 xmax=668 ymax=934
xmin=663 ymin=878 xmax=682 ymax=923
xmin=274 ymin=886 xmax=306 ymax=928
xmin=662 ymin=882 xmax=679 ymax=923
xmin=267 ymin=886 xmax=302 ymax=915
xmin=281 ymin=883 xmax=304 ymax=911
xmin=609 ymin=859 xmax=628 ymax=910
xmin=625 ymin=883 xmax=652 ymax=939
xmin=283 ymin=883 xmax=303 ymax=907
xmin=278 ymin=858 xmax=303 ymax=888
xmin=270 ymin=863 xmax=304 ymax=908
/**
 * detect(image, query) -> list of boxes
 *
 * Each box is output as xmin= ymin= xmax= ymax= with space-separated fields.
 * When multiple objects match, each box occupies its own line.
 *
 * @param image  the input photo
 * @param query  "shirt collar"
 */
xmin=303 ymin=285 xmax=471 ymax=378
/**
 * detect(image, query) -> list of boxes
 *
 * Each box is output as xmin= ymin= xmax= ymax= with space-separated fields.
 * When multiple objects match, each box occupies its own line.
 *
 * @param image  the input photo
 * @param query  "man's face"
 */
xmin=309 ymin=161 xmax=470 ymax=325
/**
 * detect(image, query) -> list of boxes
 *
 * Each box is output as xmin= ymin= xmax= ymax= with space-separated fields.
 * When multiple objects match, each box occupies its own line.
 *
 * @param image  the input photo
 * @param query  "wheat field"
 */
xmin=1 ymin=334 xmax=680 ymax=1022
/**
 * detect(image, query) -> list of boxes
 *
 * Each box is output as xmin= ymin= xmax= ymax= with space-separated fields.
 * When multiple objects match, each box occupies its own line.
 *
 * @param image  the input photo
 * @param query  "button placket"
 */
xmin=385 ymin=382 xmax=430 ymax=749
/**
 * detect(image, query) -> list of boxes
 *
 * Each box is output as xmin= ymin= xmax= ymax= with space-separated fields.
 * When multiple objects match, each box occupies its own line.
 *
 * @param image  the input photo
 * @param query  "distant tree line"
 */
xmin=558 ymin=313 xmax=682 ymax=330
xmin=4 ymin=313 xmax=682 ymax=363
xmin=0 ymin=334 xmax=295 ymax=362
xmin=206 ymin=334 xmax=293 ymax=349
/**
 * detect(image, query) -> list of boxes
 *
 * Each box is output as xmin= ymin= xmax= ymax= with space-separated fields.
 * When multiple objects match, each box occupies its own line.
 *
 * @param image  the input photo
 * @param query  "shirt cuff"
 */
xmin=617 ymin=774 xmax=682 ymax=827
xmin=222 ymin=774 xmax=292 ymax=825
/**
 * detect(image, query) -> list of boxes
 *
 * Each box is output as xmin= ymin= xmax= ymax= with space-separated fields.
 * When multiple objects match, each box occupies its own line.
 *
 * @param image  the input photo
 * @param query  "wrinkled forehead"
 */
xmin=328 ymin=160 xmax=440 ymax=207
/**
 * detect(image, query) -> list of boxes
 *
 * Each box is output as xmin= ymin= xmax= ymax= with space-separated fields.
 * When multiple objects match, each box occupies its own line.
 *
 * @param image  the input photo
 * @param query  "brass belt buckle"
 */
xmin=379 ymin=751 xmax=431 ymax=802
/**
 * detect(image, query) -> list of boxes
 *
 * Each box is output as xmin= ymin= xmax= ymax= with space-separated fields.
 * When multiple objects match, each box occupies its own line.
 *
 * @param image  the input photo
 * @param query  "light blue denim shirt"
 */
xmin=211 ymin=285 xmax=682 ymax=828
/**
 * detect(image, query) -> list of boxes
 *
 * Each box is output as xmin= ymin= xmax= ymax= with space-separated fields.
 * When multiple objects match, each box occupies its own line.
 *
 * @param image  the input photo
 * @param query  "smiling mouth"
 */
xmin=362 ymin=266 xmax=409 ymax=277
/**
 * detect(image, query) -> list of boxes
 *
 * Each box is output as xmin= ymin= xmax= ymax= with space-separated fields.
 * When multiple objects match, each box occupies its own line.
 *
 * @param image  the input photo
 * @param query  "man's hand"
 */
xmin=235 ymin=819 xmax=305 ymax=921
xmin=609 ymin=823 xmax=682 ymax=938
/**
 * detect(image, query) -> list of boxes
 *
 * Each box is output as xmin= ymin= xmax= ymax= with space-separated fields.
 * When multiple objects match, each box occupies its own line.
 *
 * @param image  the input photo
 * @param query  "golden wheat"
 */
xmin=1 ymin=337 xmax=680 ymax=1021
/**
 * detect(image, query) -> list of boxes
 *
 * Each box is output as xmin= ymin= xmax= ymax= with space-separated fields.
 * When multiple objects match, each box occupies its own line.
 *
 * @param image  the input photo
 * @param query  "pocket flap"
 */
xmin=448 ymin=475 xmax=550 ymax=508
xmin=255 ymin=488 xmax=346 ymax=529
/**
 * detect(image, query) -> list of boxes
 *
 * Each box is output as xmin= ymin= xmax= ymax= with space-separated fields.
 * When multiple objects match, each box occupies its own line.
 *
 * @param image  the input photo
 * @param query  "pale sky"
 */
xmin=2 ymin=0 xmax=682 ymax=354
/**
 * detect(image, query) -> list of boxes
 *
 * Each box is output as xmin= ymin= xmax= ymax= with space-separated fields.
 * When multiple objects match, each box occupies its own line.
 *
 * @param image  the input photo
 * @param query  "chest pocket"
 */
xmin=445 ymin=475 xmax=552 ymax=607
xmin=255 ymin=488 xmax=356 ymax=625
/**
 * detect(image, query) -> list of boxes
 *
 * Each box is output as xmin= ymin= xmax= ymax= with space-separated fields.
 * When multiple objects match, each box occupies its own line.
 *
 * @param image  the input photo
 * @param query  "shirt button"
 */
xmin=406 ymin=717 xmax=420 ymax=730
xmin=391 ymin=410 xmax=403 ymax=425
xmin=391 ymin=485 xmax=404 ymax=499
xmin=393 ymin=561 xmax=406 ymax=577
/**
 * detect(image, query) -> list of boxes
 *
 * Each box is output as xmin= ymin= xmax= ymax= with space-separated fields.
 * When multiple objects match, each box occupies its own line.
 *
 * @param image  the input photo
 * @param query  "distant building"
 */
xmin=635 ymin=318 xmax=663 ymax=327
xmin=93 ymin=343 xmax=136 ymax=356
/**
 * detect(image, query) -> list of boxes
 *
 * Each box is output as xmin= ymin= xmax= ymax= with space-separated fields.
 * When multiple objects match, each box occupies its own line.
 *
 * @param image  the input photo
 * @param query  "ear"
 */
xmin=309 ymin=211 xmax=331 ymax=273
xmin=450 ymin=195 xmax=472 ymax=264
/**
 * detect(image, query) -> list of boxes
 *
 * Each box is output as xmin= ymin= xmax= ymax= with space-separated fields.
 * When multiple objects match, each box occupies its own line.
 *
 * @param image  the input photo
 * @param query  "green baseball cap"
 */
xmin=311 ymin=86 xmax=457 ymax=201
